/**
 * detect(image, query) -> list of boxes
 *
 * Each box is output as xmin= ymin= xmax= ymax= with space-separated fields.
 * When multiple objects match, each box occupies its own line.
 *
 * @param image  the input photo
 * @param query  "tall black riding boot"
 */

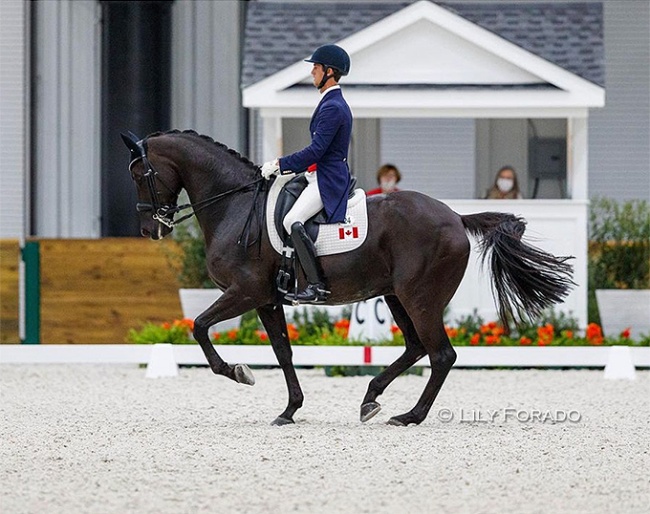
xmin=286 ymin=222 xmax=329 ymax=303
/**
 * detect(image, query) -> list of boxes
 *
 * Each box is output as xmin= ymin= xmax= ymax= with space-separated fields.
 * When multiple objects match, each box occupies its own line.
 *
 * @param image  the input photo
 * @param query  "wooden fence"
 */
xmin=0 ymin=238 xmax=183 ymax=344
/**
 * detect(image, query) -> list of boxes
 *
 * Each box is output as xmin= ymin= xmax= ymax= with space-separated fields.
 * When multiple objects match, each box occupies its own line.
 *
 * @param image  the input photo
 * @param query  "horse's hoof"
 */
xmin=386 ymin=417 xmax=407 ymax=427
xmin=271 ymin=416 xmax=294 ymax=426
xmin=234 ymin=364 xmax=255 ymax=385
xmin=360 ymin=402 xmax=382 ymax=422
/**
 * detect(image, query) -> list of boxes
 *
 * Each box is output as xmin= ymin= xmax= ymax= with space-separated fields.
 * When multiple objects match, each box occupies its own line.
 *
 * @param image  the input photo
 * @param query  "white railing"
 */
xmin=2 ymin=344 xmax=648 ymax=368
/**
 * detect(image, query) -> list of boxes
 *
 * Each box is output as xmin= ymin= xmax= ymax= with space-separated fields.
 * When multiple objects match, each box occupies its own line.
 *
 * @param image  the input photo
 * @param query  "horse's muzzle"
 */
xmin=140 ymin=220 xmax=173 ymax=240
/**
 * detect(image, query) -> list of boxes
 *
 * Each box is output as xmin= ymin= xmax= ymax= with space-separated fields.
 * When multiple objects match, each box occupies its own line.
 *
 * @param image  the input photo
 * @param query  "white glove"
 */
xmin=261 ymin=159 xmax=280 ymax=180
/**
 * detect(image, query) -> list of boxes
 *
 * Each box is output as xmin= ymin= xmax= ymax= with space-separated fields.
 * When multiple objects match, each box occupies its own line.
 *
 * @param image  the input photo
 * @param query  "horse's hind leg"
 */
xmin=257 ymin=304 xmax=304 ymax=425
xmin=387 ymin=313 xmax=456 ymax=426
xmin=360 ymin=295 xmax=427 ymax=422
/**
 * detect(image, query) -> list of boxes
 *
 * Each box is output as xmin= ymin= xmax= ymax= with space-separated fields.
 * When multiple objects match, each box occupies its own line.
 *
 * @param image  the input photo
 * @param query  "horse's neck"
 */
xmin=177 ymin=149 xmax=259 ymax=242
xmin=176 ymin=144 xmax=252 ymax=198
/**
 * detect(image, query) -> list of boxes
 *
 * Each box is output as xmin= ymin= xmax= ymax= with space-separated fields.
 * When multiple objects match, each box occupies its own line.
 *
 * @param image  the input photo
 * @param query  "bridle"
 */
xmin=128 ymin=138 xmax=265 ymax=231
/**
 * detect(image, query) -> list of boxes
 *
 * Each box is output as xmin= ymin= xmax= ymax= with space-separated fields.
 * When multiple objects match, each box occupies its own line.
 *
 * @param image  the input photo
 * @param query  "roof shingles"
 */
xmin=242 ymin=1 xmax=604 ymax=88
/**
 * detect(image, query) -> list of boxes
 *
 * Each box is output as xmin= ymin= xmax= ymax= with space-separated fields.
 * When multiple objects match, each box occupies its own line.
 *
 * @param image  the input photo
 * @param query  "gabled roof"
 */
xmin=242 ymin=1 xmax=604 ymax=88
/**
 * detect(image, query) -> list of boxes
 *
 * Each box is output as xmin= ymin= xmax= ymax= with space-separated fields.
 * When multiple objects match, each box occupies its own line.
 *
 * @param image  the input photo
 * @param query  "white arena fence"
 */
xmin=1 ymin=344 xmax=649 ymax=369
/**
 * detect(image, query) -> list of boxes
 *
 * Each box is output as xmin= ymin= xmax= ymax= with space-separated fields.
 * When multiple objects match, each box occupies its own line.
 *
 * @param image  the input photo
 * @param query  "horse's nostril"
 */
xmin=141 ymin=228 xmax=150 ymax=237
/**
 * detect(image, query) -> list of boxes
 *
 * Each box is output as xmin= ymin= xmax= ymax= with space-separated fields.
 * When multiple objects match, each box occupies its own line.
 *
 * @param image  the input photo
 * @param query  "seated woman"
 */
xmin=367 ymin=163 xmax=402 ymax=196
xmin=485 ymin=166 xmax=523 ymax=199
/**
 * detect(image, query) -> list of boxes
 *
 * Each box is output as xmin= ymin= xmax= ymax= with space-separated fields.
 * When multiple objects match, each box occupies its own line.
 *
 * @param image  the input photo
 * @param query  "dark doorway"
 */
xmin=101 ymin=0 xmax=173 ymax=236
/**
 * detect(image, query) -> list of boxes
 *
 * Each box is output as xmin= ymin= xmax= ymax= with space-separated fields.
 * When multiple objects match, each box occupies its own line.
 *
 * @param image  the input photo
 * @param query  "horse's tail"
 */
xmin=461 ymin=212 xmax=575 ymax=327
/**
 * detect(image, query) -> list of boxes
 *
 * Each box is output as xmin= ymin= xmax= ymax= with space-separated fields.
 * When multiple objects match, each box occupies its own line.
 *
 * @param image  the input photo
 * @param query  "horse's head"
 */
xmin=121 ymin=132 xmax=181 ymax=240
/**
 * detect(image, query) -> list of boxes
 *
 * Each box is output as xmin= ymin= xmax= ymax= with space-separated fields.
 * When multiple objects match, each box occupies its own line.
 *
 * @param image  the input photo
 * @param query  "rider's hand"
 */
xmin=261 ymin=159 xmax=280 ymax=180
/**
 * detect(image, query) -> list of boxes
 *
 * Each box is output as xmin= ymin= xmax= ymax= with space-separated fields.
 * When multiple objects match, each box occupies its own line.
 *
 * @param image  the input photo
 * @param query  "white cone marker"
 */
xmin=604 ymin=345 xmax=636 ymax=380
xmin=145 ymin=343 xmax=179 ymax=378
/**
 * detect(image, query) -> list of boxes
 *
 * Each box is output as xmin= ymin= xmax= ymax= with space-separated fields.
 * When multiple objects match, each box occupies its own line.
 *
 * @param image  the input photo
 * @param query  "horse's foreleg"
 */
xmin=360 ymin=295 xmax=427 ymax=422
xmin=257 ymin=304 xmax=304 ymax=425
xmin=193 ymin=289 xmax=257 ymax=385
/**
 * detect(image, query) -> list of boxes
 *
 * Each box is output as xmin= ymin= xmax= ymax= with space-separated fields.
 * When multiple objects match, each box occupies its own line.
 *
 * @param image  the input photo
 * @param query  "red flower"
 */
xmin=162 ymin=322 xmax=171 ymax=330
xmin=227 ymin=329 xmax=238 ymax=341
xmin=485 ymin=335 xmax=501 ymax=345
xmin=390 ymin=324 xmax=402 ymax=335
xmin=211 ymin=332 xmax=221 ymax=341
xmin=255 ymin=330 xmax=269 ymax=342
xmin=286 ymin=323 xmax=300 ymax=341
xmin=445 ymin=326 xmax=459 ymax=339
xmin=536 ymin=323 xmax=554 ymax=346
xmin=334 ymin=319 xmax=350 ymax=338
xmin=173 ymin=318 xmax=194 ymax=331
xmin=492 ymin=326 xmax=505 ymax=337
xmin=470 ymin=333 xmax=481 ymax=346
xmin=620 ymin=327 xmax=631 ymax=339
xmin=586 ymin=323 xmax=603 ymax=346
xmin=519 ymin=336 xmax=532 ymax=346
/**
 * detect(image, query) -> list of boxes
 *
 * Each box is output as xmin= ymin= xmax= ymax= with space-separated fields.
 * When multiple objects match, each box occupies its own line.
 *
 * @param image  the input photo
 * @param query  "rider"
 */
xmin=261 ymin=44 xmax=353 ymax=303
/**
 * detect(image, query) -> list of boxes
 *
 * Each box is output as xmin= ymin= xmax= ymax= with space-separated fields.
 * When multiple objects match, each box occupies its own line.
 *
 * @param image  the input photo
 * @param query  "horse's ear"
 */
xmin=120 ymin=132 xmax=140 ymax=153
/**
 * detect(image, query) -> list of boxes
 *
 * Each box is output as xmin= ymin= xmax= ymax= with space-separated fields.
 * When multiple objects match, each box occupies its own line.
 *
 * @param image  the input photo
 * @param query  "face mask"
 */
xmin=497 ymin=178 xmax=514 ymax=193
xmin=381 ymin=179 xmax=396 ymax=192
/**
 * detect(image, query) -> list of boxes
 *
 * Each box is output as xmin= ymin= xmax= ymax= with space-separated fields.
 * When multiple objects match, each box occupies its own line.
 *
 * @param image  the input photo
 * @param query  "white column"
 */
xmin=567 ymin=116 xmax=589 ymax=200
xmin=566 ymin=115 xmax=589 ymax=327
xmin=261 ymin=115 xmax=283 ymax=161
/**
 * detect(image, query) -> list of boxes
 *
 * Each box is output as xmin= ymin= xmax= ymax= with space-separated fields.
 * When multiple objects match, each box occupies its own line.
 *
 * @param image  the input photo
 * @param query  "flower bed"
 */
xmin=127 ymin=309 xmax=649 ymax=347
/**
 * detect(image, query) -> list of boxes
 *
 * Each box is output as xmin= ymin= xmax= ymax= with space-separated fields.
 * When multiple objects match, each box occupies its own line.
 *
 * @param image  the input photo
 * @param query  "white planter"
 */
xmin=596 ymin=289 xmax=650 ymax=339
xmin=178 ymin=288 xmax=242 ymax=334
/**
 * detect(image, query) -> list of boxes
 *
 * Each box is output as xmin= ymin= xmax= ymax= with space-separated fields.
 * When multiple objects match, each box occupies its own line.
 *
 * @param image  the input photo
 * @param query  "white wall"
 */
xmin=446 ymin=199 xmax=588 ymax=327
xmin=0 ymin=0 xmax=27 ymax=238
xmin=380 ymin=118 xmax=475 ymax=198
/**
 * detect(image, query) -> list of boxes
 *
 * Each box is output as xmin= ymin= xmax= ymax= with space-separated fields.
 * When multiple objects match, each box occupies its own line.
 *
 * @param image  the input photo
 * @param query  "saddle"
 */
xmin=273 ymin=174 xmax=358 ymax=244
xmin=267 ymin=173 xmax=366 ymax=300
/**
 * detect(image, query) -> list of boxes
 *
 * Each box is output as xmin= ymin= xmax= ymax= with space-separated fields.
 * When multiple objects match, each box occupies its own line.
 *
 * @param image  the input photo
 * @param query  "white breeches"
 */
xmin=283 ymin=171 xmax=324 ymax=234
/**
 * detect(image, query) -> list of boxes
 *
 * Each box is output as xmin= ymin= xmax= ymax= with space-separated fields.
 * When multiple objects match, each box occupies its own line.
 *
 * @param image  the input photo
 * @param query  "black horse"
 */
xmin=121 ymin=129 xmax=573 ymax=426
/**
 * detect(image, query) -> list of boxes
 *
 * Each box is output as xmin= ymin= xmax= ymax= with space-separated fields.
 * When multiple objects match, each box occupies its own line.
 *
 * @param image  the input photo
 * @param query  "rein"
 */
xmin=130 ymin=139 xmax=266 ymax=250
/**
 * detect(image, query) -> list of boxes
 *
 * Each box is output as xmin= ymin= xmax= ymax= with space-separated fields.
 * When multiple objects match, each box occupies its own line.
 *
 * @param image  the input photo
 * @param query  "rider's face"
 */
xmin=311 ymin=63 xmax=326 ymax=87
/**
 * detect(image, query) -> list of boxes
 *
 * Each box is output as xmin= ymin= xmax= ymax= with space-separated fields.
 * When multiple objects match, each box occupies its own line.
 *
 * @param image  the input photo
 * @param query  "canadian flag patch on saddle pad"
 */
xmin=266 ymin=174 xmax=368 ymax=256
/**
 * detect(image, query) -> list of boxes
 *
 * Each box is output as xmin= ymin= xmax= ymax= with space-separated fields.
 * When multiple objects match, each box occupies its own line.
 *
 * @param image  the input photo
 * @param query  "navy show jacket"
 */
xmin=279 ymin=87 xmax=352 ymax=223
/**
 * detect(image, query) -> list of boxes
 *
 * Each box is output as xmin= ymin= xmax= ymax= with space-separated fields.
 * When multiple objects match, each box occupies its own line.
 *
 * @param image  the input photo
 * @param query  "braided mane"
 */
xmin=146 ymin=129 xmax=257 ymax=168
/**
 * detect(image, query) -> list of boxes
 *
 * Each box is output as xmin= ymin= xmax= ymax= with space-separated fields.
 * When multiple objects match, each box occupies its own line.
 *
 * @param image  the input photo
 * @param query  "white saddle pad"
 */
xmin=266 ymin=174 xmax=368 ymax=256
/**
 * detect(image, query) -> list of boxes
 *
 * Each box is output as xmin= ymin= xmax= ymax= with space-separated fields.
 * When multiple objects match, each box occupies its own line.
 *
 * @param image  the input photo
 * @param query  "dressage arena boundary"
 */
xmin=1 ymin=344 xmax=648 ymax=369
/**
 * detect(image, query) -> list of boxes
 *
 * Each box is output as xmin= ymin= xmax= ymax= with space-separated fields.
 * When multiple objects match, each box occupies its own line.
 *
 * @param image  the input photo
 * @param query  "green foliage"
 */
xmin=166 ymin=218 xmax=213 ymax=288
xmin=126 ymin=321 xmax=194 ymax=345
xmin=453 ymin=309 xmax=485 ymax=336
xmin=514 ymin=308 xmax=581 ymax=340
xmin=589 ymin=197 xmax=650 ymax=289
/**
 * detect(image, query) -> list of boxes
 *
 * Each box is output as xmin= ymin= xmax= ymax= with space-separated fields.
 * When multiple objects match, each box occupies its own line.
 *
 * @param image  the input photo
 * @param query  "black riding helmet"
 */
xmin=305 ymin=44 xmax=350 ymax=88
xmin=305 ymin=44 xmax=351 ymax=75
